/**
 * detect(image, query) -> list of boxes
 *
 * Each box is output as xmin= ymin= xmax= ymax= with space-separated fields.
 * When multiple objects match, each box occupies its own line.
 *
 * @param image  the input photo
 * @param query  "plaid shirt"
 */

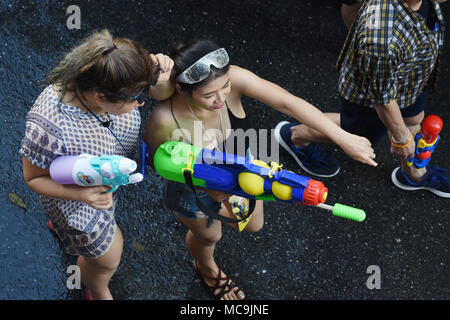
xmin=337 ymin=0 xmax=445 ymax=109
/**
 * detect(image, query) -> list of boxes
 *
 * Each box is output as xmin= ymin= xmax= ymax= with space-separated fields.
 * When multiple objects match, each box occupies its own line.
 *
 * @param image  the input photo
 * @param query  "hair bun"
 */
xmin=170 ymin=42 xmax=187 ymax=57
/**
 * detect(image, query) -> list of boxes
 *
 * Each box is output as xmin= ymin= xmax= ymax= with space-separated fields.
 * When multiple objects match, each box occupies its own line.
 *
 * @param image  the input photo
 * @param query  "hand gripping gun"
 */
xmin=407 ymin=115 xmax=443 ymax=169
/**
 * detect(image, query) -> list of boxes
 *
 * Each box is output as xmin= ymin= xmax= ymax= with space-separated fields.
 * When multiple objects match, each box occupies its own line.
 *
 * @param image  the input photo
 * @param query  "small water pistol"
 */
xmin=50 ymin=154 xmax=143 ymax=192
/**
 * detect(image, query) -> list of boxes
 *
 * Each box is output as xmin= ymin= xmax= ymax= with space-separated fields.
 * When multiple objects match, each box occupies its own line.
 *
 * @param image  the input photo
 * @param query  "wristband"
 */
xmin=391 ymin=132 xmax=413 ymax=148
xmin=391 ymin=131 xmax=410 ymax=144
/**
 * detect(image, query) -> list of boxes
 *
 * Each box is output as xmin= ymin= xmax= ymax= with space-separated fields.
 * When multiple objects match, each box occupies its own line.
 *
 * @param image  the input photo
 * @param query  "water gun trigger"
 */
xmin=268 ymin=161 xmax=283 ymax=178
xmin=101 ymin=171 xmax=143 ymax=193
xmin=102 ymin=185 xmax=118 ymax=194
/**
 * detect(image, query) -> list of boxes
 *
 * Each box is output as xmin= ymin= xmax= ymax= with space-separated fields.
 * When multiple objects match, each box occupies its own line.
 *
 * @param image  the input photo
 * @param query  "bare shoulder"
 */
xmin=144 ymin=98 xmax=178 ymax=144
xmin=228 ymin=65 xmax=261 ymax=94
xmin=144 ymin=98 xmax=179 ymax=167
xmin=229 ymin=65 xmax=257 ymax=81
xmin=146 ymin=99 xmax=174 ymax=128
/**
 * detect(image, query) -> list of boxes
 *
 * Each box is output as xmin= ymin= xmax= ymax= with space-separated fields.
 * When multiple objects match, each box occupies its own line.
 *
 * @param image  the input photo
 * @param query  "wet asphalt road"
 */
xmin=0 ymin=0 xmax=449 ymax=300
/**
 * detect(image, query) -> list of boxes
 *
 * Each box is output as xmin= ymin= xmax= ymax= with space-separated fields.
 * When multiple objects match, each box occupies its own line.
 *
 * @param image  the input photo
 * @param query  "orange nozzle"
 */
xmin=303 ymin=179 xmax=328 ymax=206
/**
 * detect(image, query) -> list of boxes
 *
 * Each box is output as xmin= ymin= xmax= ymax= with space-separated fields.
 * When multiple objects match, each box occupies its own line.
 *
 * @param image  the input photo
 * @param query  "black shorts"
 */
xmin=340 ymin=92 xmax=427 ymax=146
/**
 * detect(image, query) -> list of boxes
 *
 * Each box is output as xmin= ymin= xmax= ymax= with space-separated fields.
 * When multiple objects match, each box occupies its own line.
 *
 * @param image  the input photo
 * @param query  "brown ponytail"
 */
xmin=45 ymin=29 xmax=152 ymax=102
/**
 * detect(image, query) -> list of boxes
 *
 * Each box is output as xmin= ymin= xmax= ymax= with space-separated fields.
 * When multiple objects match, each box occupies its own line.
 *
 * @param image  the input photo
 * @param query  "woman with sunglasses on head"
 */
xmin=20 ymin=29 xmax=174 ymax=300
xmin=145 ymin=39 xmax=376 ymax=300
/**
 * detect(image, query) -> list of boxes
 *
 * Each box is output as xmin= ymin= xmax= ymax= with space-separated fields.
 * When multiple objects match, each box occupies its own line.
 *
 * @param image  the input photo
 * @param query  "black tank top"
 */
xmin=225 ymin=101 xmax=251 ymax=132
xmin=223 ymin=101 xmax=252 ymax=156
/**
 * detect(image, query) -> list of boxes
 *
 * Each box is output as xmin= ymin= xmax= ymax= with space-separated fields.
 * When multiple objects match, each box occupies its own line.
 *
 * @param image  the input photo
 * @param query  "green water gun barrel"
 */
xmin=316 ymin=203 xmax=366 ymax=222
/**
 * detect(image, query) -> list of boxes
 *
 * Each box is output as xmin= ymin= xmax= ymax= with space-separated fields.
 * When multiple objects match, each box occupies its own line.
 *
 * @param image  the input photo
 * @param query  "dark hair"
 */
xmin=45 ymin=29 xmax=152 ymax=103
xmin=170 ymin=39 xmax=230 ymax=95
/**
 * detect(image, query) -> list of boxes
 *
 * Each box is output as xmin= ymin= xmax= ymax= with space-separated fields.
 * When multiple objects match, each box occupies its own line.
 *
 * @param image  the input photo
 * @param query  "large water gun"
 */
xmin=407 ymin=115 xmax=443 ymax=169
xmin=50 ymin=154 xmax=143 ymax=192
xmin=153 ymin=141 xmax=366 ymax=222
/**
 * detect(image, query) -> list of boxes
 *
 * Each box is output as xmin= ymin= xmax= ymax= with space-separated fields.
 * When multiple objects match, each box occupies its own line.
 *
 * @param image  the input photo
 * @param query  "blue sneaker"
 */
xmin=274 ymin=121 xmax=340 ymax=177
xmin=391 ymin=166 xmax=450 ymax=198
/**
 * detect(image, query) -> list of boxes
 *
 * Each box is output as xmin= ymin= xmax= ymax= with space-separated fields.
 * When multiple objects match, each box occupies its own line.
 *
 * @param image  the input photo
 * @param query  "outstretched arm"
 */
xmin=229 ymin=65 xmax=377 ymax=166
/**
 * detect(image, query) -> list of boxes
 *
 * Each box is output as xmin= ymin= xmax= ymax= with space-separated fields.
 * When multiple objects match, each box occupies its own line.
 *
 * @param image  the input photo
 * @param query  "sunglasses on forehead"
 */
xmin=177 ymin=48 xmax=229 ymax=84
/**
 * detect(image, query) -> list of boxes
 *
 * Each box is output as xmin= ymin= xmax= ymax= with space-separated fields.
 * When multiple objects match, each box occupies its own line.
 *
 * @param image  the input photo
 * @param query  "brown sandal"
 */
xmin=193 ymin=259 xmax=245 ymax=300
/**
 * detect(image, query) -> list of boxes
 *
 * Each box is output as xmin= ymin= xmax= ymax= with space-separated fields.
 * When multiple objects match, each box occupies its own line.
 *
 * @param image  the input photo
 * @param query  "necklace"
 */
xmin=75 ymin=92 xmax=112 ymax=128
xmin=187 ymin=103 xmax=225 ymax=150
xmin=74 ymin=92 xmax=132 ymax=159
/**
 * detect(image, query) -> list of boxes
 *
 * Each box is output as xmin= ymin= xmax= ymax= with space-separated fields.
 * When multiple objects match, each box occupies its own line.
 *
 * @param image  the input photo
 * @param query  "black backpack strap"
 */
xmin=182 ymin=170 xmax=254 ymax=224
xmin=248 ymin=198 xmax=256 ymax=216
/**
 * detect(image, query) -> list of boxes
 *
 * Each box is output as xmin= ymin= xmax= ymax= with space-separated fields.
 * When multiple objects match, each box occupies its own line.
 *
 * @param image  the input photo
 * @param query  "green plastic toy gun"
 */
xmin=153 ymin=141 xmax=366 ymax=223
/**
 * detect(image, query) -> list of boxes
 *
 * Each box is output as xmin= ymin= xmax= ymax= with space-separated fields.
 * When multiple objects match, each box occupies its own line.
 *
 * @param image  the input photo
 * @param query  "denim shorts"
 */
xmin=163 ymin=180 xmax=222 ymax=228
xmin=340 ymin=92 xmax=427 ymax=146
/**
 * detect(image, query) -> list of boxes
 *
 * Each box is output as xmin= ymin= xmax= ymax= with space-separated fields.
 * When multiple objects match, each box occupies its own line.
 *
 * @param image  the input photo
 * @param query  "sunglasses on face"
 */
xmin=119 ymin=83 xmax=150 ymax=104
xmin=118 ymin=64 xmax=162 ymax=103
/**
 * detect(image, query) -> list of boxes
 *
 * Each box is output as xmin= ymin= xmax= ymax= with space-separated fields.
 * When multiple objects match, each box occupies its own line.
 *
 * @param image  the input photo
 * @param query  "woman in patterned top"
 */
xmin=20 ymin=29 xmax=174 ymax=300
